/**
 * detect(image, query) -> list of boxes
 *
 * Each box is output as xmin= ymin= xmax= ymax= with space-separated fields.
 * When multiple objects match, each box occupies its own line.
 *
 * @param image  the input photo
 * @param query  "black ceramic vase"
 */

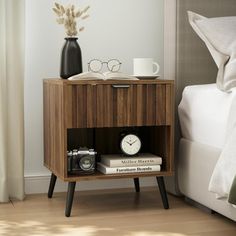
xmin=60 ymin=37 xmax=82 ymax=79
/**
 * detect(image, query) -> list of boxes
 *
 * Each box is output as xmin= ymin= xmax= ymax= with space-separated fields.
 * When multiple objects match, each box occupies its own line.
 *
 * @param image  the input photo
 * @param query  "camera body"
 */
xmin=67 ymin=147 xmax=96 ymax=175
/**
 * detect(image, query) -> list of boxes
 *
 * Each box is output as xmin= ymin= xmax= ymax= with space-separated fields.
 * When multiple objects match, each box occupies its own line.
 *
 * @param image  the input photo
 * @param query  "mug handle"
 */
xmin=153 ymin=62 xmax=160 ymax=75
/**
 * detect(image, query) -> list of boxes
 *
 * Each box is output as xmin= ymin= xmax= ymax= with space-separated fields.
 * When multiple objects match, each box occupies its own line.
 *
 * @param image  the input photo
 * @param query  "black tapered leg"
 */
xmin=48 ymin=173 xmax=57 ymax=198
xmin=133 ymin=178 xmax=140 ymax=192
xmin=65 ymin=182 xmax=76 ymax=217
xmin=156 ymin=177 xmax=169 ymax=209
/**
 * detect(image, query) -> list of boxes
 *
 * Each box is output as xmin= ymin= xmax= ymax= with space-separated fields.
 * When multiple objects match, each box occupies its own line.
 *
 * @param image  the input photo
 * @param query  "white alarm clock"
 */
xmin=120 ymin=133 xmax=141 ymax=156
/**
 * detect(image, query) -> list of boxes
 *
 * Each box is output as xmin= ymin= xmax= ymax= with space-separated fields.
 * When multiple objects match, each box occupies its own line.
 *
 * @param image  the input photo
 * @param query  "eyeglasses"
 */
xmin=88 ymin=59 xmax=122 ymax=73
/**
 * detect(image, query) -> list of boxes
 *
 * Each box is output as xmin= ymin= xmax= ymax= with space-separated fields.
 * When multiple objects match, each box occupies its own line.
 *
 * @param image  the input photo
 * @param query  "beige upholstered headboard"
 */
xmin=168 ymin=0 xmax=236 ymax=194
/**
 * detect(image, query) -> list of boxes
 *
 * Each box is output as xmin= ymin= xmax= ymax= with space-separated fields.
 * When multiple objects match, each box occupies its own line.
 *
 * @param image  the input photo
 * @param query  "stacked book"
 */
xmin=97 ymin=153 xmax=162 ymax=174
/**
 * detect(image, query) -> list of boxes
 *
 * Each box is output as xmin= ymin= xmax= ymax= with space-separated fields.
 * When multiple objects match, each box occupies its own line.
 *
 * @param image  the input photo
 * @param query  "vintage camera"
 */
xmin=67 ymin=147 xmax=96 ymax=175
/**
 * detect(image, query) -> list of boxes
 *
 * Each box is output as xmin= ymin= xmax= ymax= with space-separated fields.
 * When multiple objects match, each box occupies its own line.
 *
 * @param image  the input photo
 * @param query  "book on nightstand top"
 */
xmin=100 ymin=153 xmax=162 ymax=167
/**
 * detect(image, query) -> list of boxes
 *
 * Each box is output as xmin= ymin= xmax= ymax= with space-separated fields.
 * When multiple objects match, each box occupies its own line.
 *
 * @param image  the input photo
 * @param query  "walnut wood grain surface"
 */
xmin=43 ymin=82 xmax=66 ymax=180
xmin=43 ymin=78 xmax=174 ymax=85
xmin=64 ymin=84 xmax=170 ymax=128
xmin=43 ymin=79 xmax=175 ymax=181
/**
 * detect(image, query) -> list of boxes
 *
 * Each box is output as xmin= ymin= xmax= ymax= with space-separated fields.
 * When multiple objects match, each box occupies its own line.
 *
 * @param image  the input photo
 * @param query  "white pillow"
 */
xmin=188 ymin=11 xmax=236 ymax=92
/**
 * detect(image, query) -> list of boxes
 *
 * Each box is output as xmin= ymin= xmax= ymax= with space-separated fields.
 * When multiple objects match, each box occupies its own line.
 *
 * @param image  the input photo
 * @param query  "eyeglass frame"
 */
xmin=87 ymin=59 xmax=122 ymax=73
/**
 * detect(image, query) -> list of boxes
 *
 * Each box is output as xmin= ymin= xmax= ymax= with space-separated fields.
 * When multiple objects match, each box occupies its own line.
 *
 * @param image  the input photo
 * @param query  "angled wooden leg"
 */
xmin=156 ymin=177 xmax=169 ymax=209
xmin=65 ymin=182 xmax=76 ymax=217
xmin=133 ymin=178 xmax=140 ymax=192
xmin=48 ymin=173 xmax=57 ymax=198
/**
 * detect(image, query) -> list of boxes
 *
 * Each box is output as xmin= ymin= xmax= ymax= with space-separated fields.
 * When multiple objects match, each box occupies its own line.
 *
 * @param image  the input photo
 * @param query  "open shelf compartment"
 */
xmin=66 ymin=126 xmax=171 ymax=179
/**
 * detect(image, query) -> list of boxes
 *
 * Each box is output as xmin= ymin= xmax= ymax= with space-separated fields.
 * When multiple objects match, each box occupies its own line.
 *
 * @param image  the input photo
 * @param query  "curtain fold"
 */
xmin=0 ymin=0 xmax=25 ymax=202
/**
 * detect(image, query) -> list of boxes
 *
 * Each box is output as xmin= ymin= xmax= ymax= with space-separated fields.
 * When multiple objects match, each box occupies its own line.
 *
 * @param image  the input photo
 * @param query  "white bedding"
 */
xmin=209 ymin=125 xmax=236 ymax=199
xmin=178 ymin=83 xmax=236 ymax=149
xmin=178 ymin=83 xmax=236 ymax=200
xmin=209 ymin=92 xmax=236 ymax=199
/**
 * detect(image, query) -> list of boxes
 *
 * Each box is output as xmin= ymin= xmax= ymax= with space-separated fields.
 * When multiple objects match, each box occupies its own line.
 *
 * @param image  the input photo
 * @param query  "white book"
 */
xmin=97 ymin=162 xmax=161 ymax=175
xmin=101 ymin=153 xmax=162 ymax=167
xmin=68 ymin=71 xmax=138 ymax=81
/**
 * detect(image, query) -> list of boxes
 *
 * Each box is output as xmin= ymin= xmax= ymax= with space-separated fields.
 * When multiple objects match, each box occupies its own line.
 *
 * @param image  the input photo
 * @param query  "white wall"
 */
xmin=24 ymin=0 xmax=164 ymax=193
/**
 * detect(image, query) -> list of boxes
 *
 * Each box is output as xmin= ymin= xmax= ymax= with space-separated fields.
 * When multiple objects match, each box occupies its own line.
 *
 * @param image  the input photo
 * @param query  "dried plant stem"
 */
xmin=53 ymin=2 xmax=90 ymax=37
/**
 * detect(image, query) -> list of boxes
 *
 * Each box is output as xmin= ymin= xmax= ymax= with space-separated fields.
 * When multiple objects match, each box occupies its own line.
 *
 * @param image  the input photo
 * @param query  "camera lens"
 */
xmin=79 ymin=156 xmax=94 ymax=171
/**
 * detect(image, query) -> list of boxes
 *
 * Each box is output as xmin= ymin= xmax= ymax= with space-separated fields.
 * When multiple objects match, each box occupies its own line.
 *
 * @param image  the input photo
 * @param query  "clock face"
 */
xmin=120 ymin=134 xmax=141 ymax=156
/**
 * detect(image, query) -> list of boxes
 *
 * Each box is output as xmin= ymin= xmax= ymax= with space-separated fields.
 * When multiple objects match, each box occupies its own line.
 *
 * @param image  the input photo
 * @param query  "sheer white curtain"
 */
xmin=0 ymin=0 xmax=25 ymax=202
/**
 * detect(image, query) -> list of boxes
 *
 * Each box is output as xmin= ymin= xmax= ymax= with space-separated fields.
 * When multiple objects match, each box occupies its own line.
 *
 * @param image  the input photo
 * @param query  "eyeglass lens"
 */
xmin=107 ymin=59 xmax=121 ymax=72
xmin=89 ymin=59 xmax=102 ymax=72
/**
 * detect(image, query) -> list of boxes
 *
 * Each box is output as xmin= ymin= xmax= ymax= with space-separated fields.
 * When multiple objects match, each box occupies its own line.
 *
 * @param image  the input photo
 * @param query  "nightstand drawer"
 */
xmin=96 ymin=84 xmax=168 ymax=127
xmin=96 ymin=84 xmax=131 ymax=127
xmin=131 ymin=84 xmax=168 ymax=126
xmin=65 ymin=83 xmax=170 ymax=128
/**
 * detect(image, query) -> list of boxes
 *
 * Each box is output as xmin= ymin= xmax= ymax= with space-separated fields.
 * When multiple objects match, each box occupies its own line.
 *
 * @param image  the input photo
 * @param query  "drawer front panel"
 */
xmin=65 ymin=83 xmax=170 ymax=128
xmin=131 ymin=84 xmax=166 ymax=126
xmin=96 ymin=84 xmax=132 ymax=127
xmin=96 ymin=84 xmax=168 ymax=127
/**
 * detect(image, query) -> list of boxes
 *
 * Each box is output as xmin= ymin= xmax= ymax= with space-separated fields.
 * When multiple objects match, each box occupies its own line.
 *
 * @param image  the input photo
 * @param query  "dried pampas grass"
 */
xmin=53 ymin=2 xmax=90 ymax=37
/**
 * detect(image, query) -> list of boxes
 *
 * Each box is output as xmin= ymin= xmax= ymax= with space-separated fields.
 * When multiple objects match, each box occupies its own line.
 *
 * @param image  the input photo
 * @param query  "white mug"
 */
xmin=133 ymin=58 xmax=160 ymax=76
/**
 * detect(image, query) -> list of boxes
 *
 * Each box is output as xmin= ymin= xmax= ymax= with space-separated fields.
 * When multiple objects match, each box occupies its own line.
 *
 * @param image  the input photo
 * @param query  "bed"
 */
xmin=169 ymin=0 xmax=236 ymax=222
xmin=178 ymin=84 xmax=236 ymax=221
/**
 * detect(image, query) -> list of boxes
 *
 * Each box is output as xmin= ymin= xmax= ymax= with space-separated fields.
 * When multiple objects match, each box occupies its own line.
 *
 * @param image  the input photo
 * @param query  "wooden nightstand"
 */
xmin=43 ymin=79 xmax=174 ymax=217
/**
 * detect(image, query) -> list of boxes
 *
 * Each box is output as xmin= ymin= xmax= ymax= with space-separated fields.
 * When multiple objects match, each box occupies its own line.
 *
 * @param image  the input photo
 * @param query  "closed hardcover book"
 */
xmin=100 ymin=153 xmax=162 ymax=167
xmin=97 ymin=162 xmax=161 ymax=174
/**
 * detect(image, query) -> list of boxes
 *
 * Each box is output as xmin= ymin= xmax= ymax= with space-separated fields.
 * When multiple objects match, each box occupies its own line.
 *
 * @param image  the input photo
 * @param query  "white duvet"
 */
xmin=178 ymin=83 xmax=236 ymax=149
xmin=179 ymin=83 xmax=236 ymax=199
